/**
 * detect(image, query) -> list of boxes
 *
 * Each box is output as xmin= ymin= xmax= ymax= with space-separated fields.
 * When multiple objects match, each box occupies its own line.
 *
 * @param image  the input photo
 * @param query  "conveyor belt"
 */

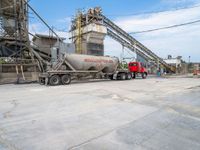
xmin=102 ymin=15 xmax=174 ymax=72
xmin=107 ymin=29 xmax=152 ymax=61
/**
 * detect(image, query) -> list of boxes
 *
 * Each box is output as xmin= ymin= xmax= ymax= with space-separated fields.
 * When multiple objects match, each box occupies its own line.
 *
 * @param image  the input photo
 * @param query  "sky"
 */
xmin=29 ymin=0 xmax=200 ymax=62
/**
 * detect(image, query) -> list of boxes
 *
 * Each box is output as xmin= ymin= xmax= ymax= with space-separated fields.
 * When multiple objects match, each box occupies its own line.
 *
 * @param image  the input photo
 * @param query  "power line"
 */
xmin=105 ymin=4 xmax=200 ymax=17
xmin=24 ymin=1 xmax=63 ymax=41
xmin=129 ymin=19 xmax=200 ymax=34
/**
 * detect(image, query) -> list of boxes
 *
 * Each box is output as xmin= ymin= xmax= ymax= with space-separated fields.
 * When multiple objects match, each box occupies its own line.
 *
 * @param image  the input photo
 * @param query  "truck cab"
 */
xmin=128 ymin=62 xmax=148 ymax=79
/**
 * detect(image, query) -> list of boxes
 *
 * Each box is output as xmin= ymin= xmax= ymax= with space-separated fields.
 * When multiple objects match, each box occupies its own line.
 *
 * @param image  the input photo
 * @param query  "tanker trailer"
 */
xmin=39 ymin=54 xmax=132 ymax=86
xmin=64 ymin=54 xmax=119 ymax=73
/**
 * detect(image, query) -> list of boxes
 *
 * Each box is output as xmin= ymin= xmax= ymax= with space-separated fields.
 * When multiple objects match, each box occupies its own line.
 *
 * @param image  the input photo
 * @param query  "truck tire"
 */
xmin=61 ymin=75 xmax=71 ymax=85
xmin=120 ymin=73 xmax=126 ymax=80
xmin=126 ymin=73 xmax=132 ymax=80
xmin=142 ymin=73 xmax=147 ymax=79
xmin=132 ymin=73 xmax=136 ymax=79
xmin=109 ymin=75 xmax=114 ymax=80
xmin=39 ymin=77 xmax=45 ymax=85
xmin=49 ymin=75 xmax=60 ymax=86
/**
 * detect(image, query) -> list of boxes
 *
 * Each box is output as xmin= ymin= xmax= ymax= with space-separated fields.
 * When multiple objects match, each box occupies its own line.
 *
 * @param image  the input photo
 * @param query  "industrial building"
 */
xmin=32 ymin=34 xmax=66 ymax=56
xmin=70 ymin=8 xmax=107 ymax=56
xmin=0 ymin=4 xmax=178 ymax=84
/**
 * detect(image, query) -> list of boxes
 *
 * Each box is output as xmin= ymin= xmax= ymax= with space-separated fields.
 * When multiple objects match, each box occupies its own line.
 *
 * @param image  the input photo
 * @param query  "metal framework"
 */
xmin=70 ymin=7 xmax=175 ymax=72
xmin=70 ymin=7 xmax=103 ymax=31
xmin=0 ymin=0 xmax=53 ymax=73
xmin=0 ymin=0 xmax=31 ymax=58
xmin=101 ymin=14 xmax=175 ymax=71
xmin=76 ymin=12 xmax=82 ymax=54
xmin=107 ymin=29 xmax=151 ymax=62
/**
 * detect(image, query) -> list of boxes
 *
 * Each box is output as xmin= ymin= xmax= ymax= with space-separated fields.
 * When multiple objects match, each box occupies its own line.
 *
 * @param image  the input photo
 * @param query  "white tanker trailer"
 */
xmin=64 ymin=54 xmax=119 ymax=73
xmin=39 ymin=54 xmax=132 ymax=85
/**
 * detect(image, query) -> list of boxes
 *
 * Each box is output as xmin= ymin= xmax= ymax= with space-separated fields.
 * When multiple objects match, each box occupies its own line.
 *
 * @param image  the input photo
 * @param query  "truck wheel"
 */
xmin=49 ymin=75 xmax=60 ymax=86
xmin=61 ymin=75 xmax=71 ymax=85
xmin=142 ymin=73 xmax=147 ymax=79
xmin=120 ymin=73 xmax=126 ymax=80
xmin=109 ymin=75 xmax=114 ymax=80
xmin=39 ymin=77 xmax=45 ymax=85
xmin=126 ymin=73 xmax=132 ymax=80
xmin=132 ymin=73 xmax=136 ymax=79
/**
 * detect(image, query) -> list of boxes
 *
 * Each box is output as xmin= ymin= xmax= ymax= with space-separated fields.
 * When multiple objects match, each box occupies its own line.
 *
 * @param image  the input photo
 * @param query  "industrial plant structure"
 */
xmin=0 ymin=1 xmax=177 ymax=84
xmin=0 ymin=0 xmax=29 ymax=57
xmin=0 ymin=0 xmax=39 ymax=83
xmin=70 ymin=8 xmax=107 ymax=56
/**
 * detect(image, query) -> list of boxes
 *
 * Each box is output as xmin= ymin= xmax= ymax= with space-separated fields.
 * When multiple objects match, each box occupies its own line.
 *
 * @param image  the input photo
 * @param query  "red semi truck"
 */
xmin=128 ymin=62 xmax=148 ymax=79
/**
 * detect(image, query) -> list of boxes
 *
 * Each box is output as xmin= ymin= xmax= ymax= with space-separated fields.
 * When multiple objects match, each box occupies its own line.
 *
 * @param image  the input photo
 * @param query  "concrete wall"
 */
xmin=0 ymin=64 xmax=39 ymax=84
xmin=0 ymin=72 xmax=39 ymax=84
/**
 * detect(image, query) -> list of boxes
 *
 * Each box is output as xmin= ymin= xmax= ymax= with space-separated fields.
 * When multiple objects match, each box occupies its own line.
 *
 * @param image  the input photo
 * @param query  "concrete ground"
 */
xmin=0 ymin=77 xmax=200 ymax=150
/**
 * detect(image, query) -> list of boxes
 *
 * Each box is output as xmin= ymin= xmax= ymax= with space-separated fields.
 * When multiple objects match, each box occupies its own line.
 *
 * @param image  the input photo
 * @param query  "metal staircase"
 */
xmin=102 ymin=15 xmax=175 ymax=72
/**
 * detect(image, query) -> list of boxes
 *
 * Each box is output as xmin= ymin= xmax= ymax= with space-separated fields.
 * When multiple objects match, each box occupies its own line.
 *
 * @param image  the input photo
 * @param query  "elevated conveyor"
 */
xmin=102 ymin=15 xmax=175 ymax=72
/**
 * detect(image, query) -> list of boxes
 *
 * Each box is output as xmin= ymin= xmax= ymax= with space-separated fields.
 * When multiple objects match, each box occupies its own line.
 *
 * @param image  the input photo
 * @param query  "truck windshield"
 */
xmin=129 ymin=63 xmax=137 ymax=67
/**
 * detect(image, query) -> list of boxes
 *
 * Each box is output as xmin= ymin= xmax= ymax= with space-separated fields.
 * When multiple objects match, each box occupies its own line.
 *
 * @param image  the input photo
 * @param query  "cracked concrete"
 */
xmin=0 ymin=77 xmax=200 ymax=150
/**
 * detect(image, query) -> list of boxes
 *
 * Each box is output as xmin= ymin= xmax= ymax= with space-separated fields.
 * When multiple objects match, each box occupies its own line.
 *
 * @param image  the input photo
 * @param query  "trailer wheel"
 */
xmin=39 ymin=77 xmax=45 ymax=85
xmin=142 ymin=73 xmax=147 ymax=79
xmin=61 ymin=75 xmax=71 ymax=85
xmin=120 ymin=73 xmax=126 ymax=80
xmin=109 ymin=75 xmax=114 ymax=80
xmin=126 ymin=73 xmax=132 ymax=80
xmin=49 ymin=75 xmax=60 ymax=86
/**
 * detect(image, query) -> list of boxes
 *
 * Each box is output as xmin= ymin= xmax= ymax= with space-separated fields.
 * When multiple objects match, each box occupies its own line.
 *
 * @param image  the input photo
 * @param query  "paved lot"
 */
xmin=0 ymin=77 xmax=200 ymax=150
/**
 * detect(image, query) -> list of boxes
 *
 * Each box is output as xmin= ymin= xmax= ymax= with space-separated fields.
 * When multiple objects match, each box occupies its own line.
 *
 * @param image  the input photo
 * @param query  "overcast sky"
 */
xmin=29 ymin=0 xmax=200 ymax=62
